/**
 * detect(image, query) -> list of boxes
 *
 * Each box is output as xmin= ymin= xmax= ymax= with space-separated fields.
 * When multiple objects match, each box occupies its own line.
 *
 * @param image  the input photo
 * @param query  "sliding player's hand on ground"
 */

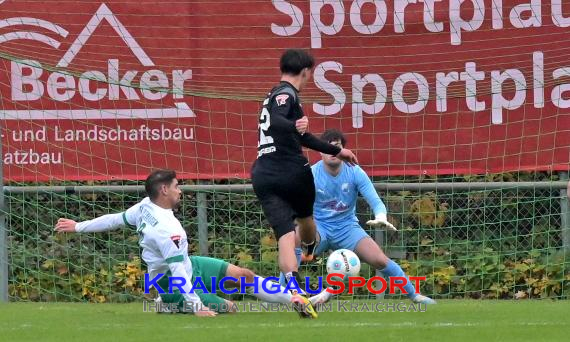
xmin=195 ymin=307 xmax=218 ymax=317
xmin=54 ymin=218 xmax=77 ymax=233
xmin=335 ymin=148 xmax=358 ymax=166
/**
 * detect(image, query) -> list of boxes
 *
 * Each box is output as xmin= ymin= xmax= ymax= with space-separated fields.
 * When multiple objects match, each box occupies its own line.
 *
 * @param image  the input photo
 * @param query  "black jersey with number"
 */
xmin=254 ymin=81 xmax=341 ymax=171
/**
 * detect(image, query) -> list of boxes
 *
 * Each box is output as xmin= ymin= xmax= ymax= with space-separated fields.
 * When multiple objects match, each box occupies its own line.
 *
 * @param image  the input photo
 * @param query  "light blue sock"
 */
xmin=279 ymin=248 xmax=303 ymax=287
xmin=380 ymin=260 xmax=418 ymax=299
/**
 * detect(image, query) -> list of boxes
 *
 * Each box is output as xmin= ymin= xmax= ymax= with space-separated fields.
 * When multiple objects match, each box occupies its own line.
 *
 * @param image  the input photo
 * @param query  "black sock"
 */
xmin=302 ymin=240 xmax=316 ymax=255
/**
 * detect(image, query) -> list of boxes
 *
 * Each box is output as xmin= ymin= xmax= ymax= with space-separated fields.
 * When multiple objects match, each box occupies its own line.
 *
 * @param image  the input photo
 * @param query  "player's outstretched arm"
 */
xmin=54 ymin=214 xmax=125 ymax=233
xmin=295 ymin=120 xmax=358 ymax=165
xmin=300 ymin=132 xmax=358 ymax=165
xmin=365 ymin=214 xmax=396 ymax=231
xmin=54 ymin=199 xmax=145 ymax=233
xmin=355 ymin=167 xmax=396 ymax=231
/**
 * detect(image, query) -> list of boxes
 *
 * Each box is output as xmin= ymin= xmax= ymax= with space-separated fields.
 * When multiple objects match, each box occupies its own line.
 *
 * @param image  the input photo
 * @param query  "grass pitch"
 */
xmin=1 ymin=300 xmax=567 ymax=341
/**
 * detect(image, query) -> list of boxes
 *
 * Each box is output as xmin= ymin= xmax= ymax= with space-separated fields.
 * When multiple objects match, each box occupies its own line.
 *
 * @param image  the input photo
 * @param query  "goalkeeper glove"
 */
xmin=366 ymin=213 xmax=397 ymax=231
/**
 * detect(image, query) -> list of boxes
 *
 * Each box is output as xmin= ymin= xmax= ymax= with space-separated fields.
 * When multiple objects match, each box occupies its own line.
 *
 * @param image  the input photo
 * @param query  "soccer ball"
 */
xmin=326 ymin=249 xmax=361 ymax=277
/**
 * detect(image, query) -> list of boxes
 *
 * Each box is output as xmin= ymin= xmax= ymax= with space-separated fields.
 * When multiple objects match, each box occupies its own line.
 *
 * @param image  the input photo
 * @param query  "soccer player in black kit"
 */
xmin=251 ymin=49 xmax=358 ymax=311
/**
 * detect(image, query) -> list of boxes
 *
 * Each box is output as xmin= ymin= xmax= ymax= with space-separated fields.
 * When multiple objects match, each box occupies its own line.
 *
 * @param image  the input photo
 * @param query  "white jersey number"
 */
xmin=258 ymin=99 xmax=274 ymax=147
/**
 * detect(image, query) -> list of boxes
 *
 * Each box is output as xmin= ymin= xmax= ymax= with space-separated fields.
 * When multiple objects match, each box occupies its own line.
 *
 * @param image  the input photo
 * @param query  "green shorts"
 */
xmin=157 ymin=256 xmax=230 ymax=312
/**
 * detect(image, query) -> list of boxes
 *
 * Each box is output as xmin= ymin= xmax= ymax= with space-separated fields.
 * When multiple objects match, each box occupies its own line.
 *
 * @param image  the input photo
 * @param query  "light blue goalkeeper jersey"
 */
xmin=311 ymin=161 xmax=387 ymax=230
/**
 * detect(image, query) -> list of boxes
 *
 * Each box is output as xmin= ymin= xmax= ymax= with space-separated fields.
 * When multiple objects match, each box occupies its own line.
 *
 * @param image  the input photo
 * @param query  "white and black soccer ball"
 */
xmin=326 ymin=249 xmax=361 ymax=277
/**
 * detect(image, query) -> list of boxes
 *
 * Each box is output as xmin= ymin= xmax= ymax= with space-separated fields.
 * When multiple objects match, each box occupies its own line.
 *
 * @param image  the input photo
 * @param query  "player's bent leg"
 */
xmin=277 ymin=231 xmax=299 ymax=275
xmin=198 ymin=293 xmax=234 ymax=313
xmin=276 ymin=230 xmax=309 ymax=295
xmin=279 ymin=247 xmax=302 ymax=287
xmin=295 ymin=224 xmax=323 ymax=262
xmin=288 ymin=168 xmax=317 ymax=258
xmin=225 ymin=264 xmax=255 ymax=282
xmin=224 ymin=267 xmax=318 ymax=319
xmin=279 ymin=229 xmax=324 ymax=287
xmin=189 ymin=256 xmax=230 ymax=292
xmin=254 ymin=192 xmax=302 ymax=288
xmin=275 ymin=230 xmax=317 ymax=318
xmin=189 ymin=259 xmax=301 ymax=313
xmin=353 ymin=236 xmax=390 ymax=269
xmin=354 ymin=236 xmax=436 ymax=305
xmin=296 ymin=216 xmax=317 ymax=244
xmin=296 ymin=216 xmax=317 ymax=260
xmin=224 ymin=263 xmax=255 ymax=289
xmin=253 ymin=187 xmax=314 ymax=311
xmin=223 ymin=264 xmax=302 ymax=305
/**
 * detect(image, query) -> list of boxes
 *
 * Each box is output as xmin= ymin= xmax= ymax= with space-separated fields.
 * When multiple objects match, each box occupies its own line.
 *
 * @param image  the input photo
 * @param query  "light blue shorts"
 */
xmin=314 ymin=222 xmax=370 ymax=256
xmin=279 ymin=223 xmax=370 ymax=287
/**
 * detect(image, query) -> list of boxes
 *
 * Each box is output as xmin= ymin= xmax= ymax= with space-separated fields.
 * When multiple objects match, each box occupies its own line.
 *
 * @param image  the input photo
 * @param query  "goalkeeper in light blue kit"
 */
xmin=285 ymin=129 xmax=435 ymax=305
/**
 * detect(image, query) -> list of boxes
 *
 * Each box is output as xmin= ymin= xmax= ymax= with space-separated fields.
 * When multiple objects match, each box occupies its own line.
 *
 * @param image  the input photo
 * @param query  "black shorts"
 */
xmin=251 ymin=162 xmax=315 ymax=240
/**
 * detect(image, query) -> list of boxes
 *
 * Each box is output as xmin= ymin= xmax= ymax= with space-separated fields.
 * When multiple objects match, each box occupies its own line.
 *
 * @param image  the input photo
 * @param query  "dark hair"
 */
xmin=280 ymin=49 xmax=315 ymax=75
xmin=145 ymin=169 xmax=177 ymax=200
xmin=320 ymin=129 xmax=347 ymax=147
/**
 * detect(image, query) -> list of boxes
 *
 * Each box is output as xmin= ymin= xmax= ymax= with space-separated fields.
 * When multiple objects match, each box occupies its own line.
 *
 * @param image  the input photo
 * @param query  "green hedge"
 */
xmin=6 ymin=173 xmax=570 ymax=301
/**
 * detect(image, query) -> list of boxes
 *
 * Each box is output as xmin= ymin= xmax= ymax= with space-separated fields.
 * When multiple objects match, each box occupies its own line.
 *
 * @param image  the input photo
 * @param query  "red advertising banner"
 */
xmin=1 ymin=0 xmax=569 ymax=181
